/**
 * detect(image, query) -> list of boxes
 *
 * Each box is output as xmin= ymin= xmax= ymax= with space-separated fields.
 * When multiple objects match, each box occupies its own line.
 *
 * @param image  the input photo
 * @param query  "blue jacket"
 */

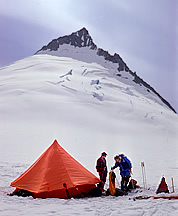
xmin=112 ymin=154 xmax=132 ymax=177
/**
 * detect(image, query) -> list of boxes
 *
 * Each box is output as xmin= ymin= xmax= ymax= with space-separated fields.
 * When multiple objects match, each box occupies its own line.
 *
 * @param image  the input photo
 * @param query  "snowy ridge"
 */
xmin=37 ymin=27 xmax=176 ymax=113
xmin=0 ymin=54 xmax=173 ymax=113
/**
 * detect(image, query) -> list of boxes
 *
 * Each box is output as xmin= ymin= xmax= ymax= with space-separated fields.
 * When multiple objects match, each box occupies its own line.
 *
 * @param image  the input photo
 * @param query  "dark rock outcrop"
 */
xmin=97 ymin=48 xmax=129 ymax=72
xmin=129 ymin=71 xmax=176 ymax=113
xmin=38 ymin=27 xmax=97 ymax=52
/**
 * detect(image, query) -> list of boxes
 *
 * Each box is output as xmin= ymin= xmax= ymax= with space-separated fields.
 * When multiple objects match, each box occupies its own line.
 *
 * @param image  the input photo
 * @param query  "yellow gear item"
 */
xmin=109 ymin=171 xmax=116 ymax=195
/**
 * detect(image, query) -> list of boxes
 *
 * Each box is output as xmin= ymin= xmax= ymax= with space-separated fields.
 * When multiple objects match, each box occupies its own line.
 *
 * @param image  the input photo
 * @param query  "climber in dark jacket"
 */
xmin=96 ymin=152 xmax=108 ymax=190
xmin=111 ymin=154 xmax=132 ymax=191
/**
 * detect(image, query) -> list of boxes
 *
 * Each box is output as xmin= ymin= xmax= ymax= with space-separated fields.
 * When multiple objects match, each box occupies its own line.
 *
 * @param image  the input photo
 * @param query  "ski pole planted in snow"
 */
xmin=141 ymin=162 xmax=147 ymax=189
xmin=172 ymin=177 xmax=175 ymax=193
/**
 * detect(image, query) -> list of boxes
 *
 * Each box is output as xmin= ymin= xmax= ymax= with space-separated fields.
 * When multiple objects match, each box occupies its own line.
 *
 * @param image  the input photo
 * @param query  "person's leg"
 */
xmin=121 ymin=176 xmax=130 ymax=191
xmin=103 ymin=170 xmax=107 ymax=183
xmin=99 ymin=172 xmax=105 ymax=191
xmin=121 ymin=176 xmax=125 ymax=191
xmin=125 ymin=176 xmax=130 ymax=191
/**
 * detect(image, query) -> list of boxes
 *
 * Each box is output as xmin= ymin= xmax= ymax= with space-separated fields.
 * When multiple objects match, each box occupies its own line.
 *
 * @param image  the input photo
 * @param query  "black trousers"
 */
xmin=121 ymin=176 xmax=130 ymax=191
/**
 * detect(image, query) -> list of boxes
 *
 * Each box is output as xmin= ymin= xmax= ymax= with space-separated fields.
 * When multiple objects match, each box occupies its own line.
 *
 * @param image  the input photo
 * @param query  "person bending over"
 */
xmin=111 ymin=154 xmax=132 ymax=191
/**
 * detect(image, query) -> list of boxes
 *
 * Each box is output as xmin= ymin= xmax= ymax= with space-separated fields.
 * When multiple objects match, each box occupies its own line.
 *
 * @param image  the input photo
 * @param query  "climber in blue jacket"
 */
xmin=111 ymin=154 xmax=132 ymax=191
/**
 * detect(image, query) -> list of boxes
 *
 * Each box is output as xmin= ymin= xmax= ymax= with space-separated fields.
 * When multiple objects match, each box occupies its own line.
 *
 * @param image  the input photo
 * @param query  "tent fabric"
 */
xmin=11 ymin=140 xmax=101 ymax=199
xmin=156 ymin=177 xmax=169 ymax=194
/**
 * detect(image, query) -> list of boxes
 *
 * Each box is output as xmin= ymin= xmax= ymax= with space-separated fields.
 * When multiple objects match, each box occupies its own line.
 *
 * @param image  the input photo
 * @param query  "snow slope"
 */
xmin=0 ymin=52 xmax=178 ymax=215
xmin=37 ymin=27 xmax=176 ymax=113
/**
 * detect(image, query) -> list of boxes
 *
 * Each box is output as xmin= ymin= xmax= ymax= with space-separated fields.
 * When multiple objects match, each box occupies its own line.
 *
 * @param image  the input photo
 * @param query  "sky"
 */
xmin=0 ymin=0 xmax=177 ymax=111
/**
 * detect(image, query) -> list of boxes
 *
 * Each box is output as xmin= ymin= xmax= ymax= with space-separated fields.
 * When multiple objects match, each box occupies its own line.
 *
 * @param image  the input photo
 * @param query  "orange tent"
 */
xmin=11 ymin=140 xmax=101 ymax=199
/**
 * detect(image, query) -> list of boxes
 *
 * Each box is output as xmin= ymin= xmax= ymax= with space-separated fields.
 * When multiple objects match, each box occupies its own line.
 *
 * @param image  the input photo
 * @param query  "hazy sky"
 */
xmin=0 ymin=0 xmax=177 ymax=111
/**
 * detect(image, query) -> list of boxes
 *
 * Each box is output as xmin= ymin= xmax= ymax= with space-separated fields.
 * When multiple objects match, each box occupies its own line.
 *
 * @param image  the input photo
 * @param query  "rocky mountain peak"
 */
xmin=36 ymin=28 xmax=176 ymax=113
xmin=38 ymin=27 xmax=97 ymax=52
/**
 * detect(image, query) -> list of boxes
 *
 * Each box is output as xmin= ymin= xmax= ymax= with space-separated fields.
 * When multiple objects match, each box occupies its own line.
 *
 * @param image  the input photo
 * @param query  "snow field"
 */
xmin=0 ymin=54 xmax=177 ymax=215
